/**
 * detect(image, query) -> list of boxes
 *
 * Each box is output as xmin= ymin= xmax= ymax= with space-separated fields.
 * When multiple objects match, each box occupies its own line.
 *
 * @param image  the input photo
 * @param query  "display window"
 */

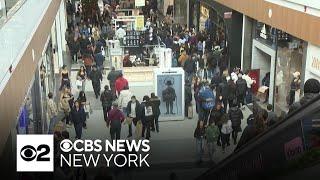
xmin=199 ymin=5 xmax=209 ymax=31
xmin=274 ymin=38 xmax=305 ymax=114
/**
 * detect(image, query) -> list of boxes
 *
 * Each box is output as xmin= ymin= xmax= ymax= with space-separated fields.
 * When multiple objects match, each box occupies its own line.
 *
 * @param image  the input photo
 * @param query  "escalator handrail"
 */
xmin=197 ymin=94 xmax=320 ymax=179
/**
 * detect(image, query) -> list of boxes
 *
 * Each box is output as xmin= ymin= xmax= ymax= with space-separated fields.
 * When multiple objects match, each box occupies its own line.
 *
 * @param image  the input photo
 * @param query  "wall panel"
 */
xmin=215 ymin=0 xmax=320 ymax=45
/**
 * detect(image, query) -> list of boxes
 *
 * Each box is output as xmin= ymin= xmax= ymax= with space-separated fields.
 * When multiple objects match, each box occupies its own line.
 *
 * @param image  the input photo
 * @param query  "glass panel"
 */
xmin=274 ymin=37 xmax=304 ymax=115
xmin=5 ymin=0 xmax=24 ymax=14
xmin=0 ymin=0 xmax=4 ymax=19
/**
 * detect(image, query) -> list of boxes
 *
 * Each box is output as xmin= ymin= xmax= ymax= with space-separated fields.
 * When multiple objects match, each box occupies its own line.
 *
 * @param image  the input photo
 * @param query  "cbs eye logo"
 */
xmin=20 ymin=144 xmax=50 ymax=162
xmin=60 ymin=139 xmax=73 ymax=152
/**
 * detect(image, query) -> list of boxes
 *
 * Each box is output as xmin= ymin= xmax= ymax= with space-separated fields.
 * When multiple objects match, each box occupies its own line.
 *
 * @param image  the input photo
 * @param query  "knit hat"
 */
xmin=304 ymin=78 xmax=320 ymax=94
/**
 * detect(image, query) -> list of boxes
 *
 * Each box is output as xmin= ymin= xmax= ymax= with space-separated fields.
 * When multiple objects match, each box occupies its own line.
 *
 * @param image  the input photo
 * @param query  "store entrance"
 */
xmin=255 ymin=48 xmax=271 ymax=86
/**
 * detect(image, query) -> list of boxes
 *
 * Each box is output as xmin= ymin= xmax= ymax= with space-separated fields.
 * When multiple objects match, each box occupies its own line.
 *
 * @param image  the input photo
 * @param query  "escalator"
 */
xmin=196 ymin=95 xmax=320 ymax=180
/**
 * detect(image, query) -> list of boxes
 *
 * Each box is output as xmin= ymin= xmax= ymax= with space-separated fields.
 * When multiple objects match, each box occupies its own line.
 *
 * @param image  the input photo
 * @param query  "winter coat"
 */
xmin=236 ymin=124 xmax=258 ymax=151
xmin=71 ymin=107 xmax=86 ymax=125
xmin=178 ymin=53 xmax=188 ymax=67
xmin=115 ymin=77 xmax=129 ymax=95
xmin=236 ymin=78 xmax=247 ymax=96
xmin=228 ymin=106 xmax=243 ymax=127
xmin=205 ymin=125 xmax=219 ymax=143
xmin=107 ymin=70 xmax=119 ymax=84
xmin=94 ymin=52 xmax=105 ymax=66
xmin=210 ymin=108 xmax=225 ymax=126
xmin=183 ymin=58 xmax=196 ymax=73
xmin=89 ymin=70 xmax=102 ymax=85
xmin=194 ymin=127 xmax=205 ymax=139
xmin=185 ymin=85 xmax=193 ymax=105
xmin=217 ymin=81 xmax=229 ymax=99
xmin=150 ymin=97 xmax=161 ymax=116
xmin=162 ymin=86 xmax=176 ymax=102
xmin=118 ymin=89 xmax=133 ymax=108
xmin=228 ymin=80 xmax=237 ymax=101
xmin=127 ymin=100 xmax=142 ymax=120
xmin=100 ymin=90 xmax=115 ymax=108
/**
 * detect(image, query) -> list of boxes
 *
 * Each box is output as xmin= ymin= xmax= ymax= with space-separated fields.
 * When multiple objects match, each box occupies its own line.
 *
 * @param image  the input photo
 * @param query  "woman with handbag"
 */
xmin=59 ymin=65 xmax=71 ymax=91
xmin=76 ymin=66 xmax=87 ymax=91
xmin=77 ymin=91 xmax=90 ymax=129
xmin=60 ymin=87 xmax=73 ymax=127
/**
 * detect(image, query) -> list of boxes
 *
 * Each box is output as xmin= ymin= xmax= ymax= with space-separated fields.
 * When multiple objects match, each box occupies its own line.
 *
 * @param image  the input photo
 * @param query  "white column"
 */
xmin=240 ymin=15 xmax=246 ymax=70
xmin=56 ymin=11 xmax=63 ymax=68
xmin=59 ymin=0 xmax=67 ymax=52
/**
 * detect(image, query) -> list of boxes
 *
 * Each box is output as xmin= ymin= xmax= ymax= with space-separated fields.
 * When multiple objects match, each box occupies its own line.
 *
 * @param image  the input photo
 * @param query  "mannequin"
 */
xmin=289 ymin=71 xmax=301 ymax=105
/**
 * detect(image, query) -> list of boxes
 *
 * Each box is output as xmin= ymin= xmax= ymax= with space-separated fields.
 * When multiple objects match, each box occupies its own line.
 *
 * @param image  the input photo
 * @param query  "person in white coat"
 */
xmin=242 ymin=70 xmax=256 ymax=104
xmin=118 ymin=85 xmax=133 ymax=116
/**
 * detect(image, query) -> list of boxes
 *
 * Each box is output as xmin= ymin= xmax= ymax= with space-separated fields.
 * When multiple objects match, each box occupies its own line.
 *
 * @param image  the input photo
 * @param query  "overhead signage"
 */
xmin=135 ymin=0 xmax=145 ymax=7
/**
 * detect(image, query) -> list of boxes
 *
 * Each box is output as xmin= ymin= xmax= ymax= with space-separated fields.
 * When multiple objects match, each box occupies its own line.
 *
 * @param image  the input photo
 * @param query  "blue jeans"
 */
xmin=196 ymin=138 xmax=204 ymax=161
xmin=48 ymin=116 xmax=58 ymax=134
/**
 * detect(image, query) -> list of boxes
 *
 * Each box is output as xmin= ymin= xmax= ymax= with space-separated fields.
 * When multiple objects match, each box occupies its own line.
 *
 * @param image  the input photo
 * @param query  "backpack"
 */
xmin=199 ymin=87 xmax=215 ymax=110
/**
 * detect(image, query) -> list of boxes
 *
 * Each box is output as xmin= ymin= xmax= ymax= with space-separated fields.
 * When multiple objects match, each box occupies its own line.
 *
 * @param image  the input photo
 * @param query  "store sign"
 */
xmin=224 ymin=12 xmax=232 ymax=19
xmin=260 ymin=24 xmax=267 ymax=39
xmin=110 ymin=48 xmax=123 ymax=56
xmin=135 ymin=0 xmax=145 ymax=7
xmin=135 ymin=16 xmax=145 ymax=31
xmin=306 ymin=44 xmax=320 ymax=77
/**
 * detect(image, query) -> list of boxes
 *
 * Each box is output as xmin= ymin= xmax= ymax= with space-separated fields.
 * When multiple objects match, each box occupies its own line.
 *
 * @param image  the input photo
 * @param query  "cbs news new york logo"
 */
xmin=17 ymin=135 xmax=54 ymax=172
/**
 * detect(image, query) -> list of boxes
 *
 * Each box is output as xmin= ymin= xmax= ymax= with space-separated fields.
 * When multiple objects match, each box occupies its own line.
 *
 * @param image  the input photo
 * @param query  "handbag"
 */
xmin=84 ymin=104 xmax=93 ymax=114
xmin=76 ymin=79 xmax=83 ymax=87
xmin=125 ymin=117 xmax=133 ymax=125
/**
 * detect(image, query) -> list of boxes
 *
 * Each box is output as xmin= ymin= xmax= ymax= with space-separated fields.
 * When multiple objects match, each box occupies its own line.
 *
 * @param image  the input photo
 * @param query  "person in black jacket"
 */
xmin=216 ymin=76 xmax=229 ymax=112
xmin=209 ymin=103 xmax=225 ymax=146
xmin=89 ymin=65 xmax=102 ymax=99
xmin=228 ymin=103 xmax=243 ymax=145
xmin=185 ymin=80 xmax=193 ymax=117
xmin=194 ymin=120 xmax=205 ymax=164
xmin=71 ymin=101 xmax=86 ymax=139
xmin=100 ymin=85 xmax=115 ymax=122
xmin=150 ymin=93 xmax=161 ymax=132
xmin=107 ymin=67 xmax=119 ymax=95
xmin=236 ymin=74 xmax=247 ymax=109
xmin=126 ymin=96 xmax=142 ymax=138
xmin=141 ymin=96 xmax=153 ymax=140
xmin=184 ymin=56 xmax=196 ymax=83
xmin=228 ymin=79 xmax=237 ymax=107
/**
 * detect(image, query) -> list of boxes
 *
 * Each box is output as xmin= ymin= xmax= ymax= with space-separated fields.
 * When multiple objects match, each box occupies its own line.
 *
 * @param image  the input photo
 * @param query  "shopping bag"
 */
xmin=84 ymin=104 xmax=93 ymax=114
xmin=188 ymin=105 xmax=193 ymax=119
xmin=76 ymin=79 xmax=82 ymax=87
xmin=125 ymin=117 xmax=133 ymax=125
xmin=135 ymin=120 xmax=143 ymax=140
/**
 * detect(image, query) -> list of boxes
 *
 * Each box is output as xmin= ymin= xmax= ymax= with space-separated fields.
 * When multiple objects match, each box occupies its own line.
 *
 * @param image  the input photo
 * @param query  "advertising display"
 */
xmin=135 ymin=16 xmax=145 ymax=31
xmin=154 ymin=68 xmax=185 ymax=121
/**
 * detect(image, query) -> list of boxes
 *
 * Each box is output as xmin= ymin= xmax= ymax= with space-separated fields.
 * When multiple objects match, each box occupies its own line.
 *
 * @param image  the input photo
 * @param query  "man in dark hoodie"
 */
xmin=288 ymin=78 xmax=320 ymax=114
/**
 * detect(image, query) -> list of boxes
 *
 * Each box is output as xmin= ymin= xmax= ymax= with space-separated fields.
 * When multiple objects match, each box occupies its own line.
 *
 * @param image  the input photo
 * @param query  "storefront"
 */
xmin=305 ymin=43 xmax=320 ymax=81
xmin=251 ymin=20 xmax=307 ymax=114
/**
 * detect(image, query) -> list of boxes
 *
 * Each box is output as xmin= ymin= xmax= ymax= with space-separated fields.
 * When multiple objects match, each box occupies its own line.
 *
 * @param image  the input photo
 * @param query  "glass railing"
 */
xmin=0 ymin=0 xmax=27 ymax=27
xmin=196 ymin=94 xmax=320 ymax=179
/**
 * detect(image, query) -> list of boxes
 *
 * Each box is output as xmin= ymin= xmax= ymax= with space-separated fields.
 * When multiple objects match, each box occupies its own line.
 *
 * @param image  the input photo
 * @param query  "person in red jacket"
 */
xmin=115 ymin=73 xmax=128 ymax=96
xmin=107 ymin=102 xmax=125 ymax=141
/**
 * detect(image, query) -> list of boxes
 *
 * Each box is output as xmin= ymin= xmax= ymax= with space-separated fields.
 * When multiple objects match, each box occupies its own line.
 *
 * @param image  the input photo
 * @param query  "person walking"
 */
xmin=227 ymin=79 xmax=237 ymax=108
xmin=100 ymin=85 xmax=115 ymax=122
xmin=118 ymin=86 xmax=133 ymax=116
xmin=89 ymin=65 xmax=102 ymax=99
xmin=236 ymin=74 xmax=247 ymax=109
xmin=216 ymin=76 xmax=229 ymax=112
xmin=77 ymin=91 xmax=89 ymax=129
xmin=184 ymin=81 xmax=192 ymax=118
xmin=228 ymin=103 xmax=243 ymax=145
xmin=94 ymin=51 xmax=105 ymax=73
xmin=60 ymin=87 xmax=73 ymax=127
xmin=107 ymin=102 xmax=125 ymax=141
xmin=198 ymin=81 xmax=215 ymax=125
xmin=183 ymin=56 xmax=196 ymax=83
xmin=115 ymin=73 xmax=129 ymax=96
xmin=210 ymin=102 xmax=225 ymax=146
xmin=71 ymin=101 xmax=86 ymax=139
xmin=76 ymin=66 xmax=87 ymax=91
xmin=59 ymin=65 xmax=71 ymax=91
xmin=150 ymin=93 xmax=161 ymax=132
xmin=83 ymin=54 xmax=94 ymax=76
xmin=242 ymin=70 xmax=255 ymax=104
xmin=194 ymin=120 xmax=205 ymax=164
xmin=220 ymin=114 xmax=232 ymax=153
xmin=47 ymin=92 xmax=59 ymax=134
xmin=205 ymin=121 xmax=219 ymax=162
xmin=141 ymin=96 xmax=153 ymax=140
xmin=107 ymin=67 xmax=119 ymax=95
xmin=126 ymin=96 xmax=141 ymax=138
